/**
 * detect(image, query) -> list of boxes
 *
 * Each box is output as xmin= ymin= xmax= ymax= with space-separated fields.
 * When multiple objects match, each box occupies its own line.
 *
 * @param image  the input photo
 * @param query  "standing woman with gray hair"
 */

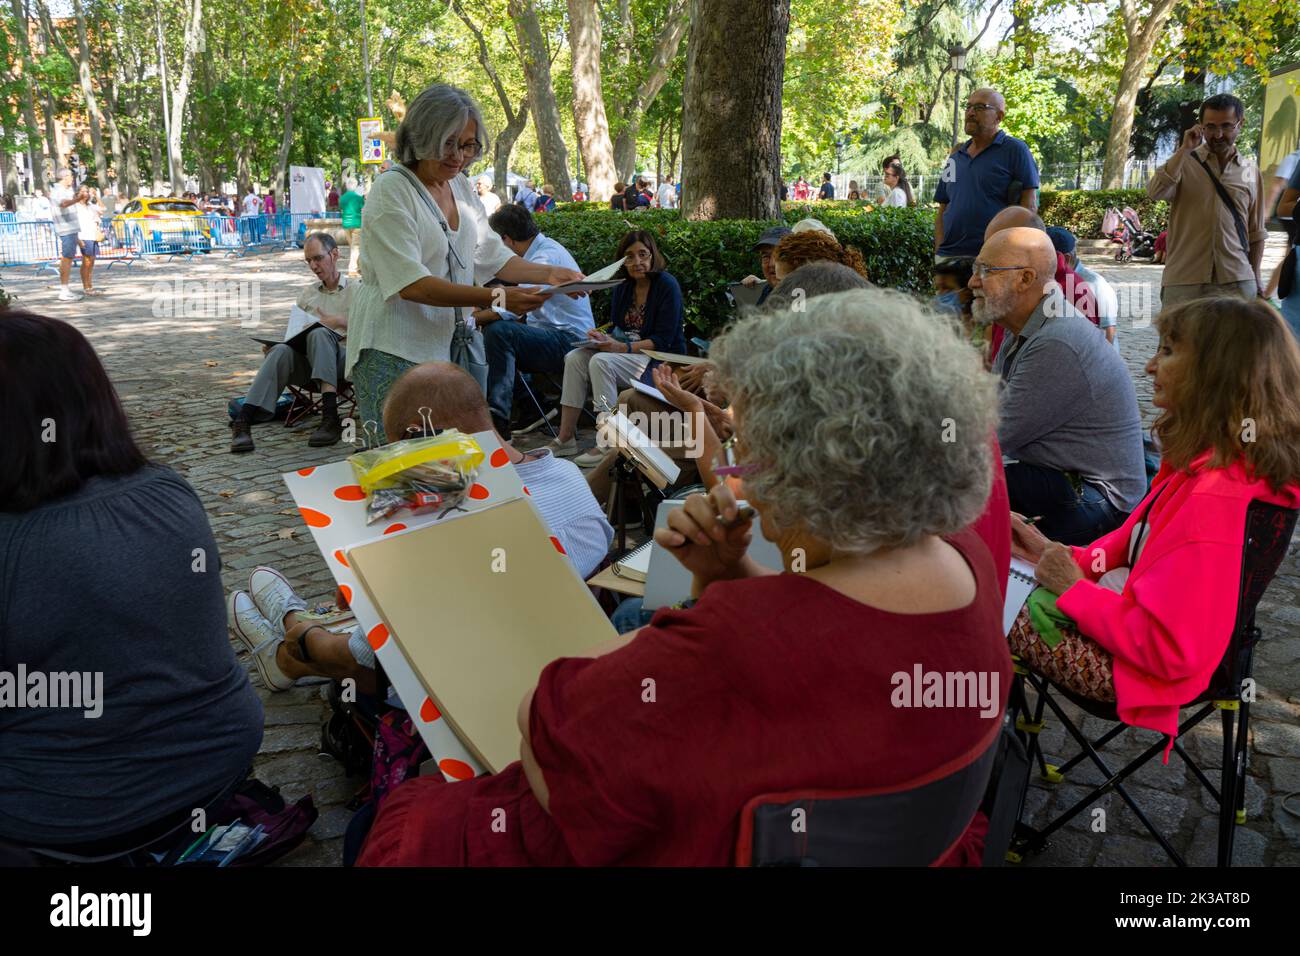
xmin=346 ymin=83 xmax=584 ymax=436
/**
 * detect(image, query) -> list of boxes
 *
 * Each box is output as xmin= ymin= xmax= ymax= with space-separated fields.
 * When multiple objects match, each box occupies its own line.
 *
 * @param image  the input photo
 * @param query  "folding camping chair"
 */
xmin=1008 ymin=501 xmax=1298 ymax=867
xmin=284 ymin=380 xmax=357 ymax=429
xmin=736 ymin=720 xmax=1026 ymax=866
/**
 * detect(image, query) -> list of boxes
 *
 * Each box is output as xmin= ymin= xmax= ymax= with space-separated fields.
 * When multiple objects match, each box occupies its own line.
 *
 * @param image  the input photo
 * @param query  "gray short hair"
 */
xmin=395 ymin=84 xmax=488 ymax=167
xmin=305 ymin=231 xmax=337 ymax=254
xmin=763 ymin=261 xmax=871 ymax=310
xmin=711 ymin=288 xmax=998 ymax=553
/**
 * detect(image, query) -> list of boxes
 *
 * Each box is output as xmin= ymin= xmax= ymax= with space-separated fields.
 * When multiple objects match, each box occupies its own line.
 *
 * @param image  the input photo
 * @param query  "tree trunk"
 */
xmin=681 ymin=0 xmax=789 ymax=220
xmin=40 ymin=86 xmax=61 ymax=182
xmin=509 ymin=0 xmax=572 ymax=199
xmin=1100 ymin=0 xmax=1178 ymax=189
xmin=70 ymin=0 xmax=110 ymax=184
xmin=9 ymin=0 xmax=46 ymax=190
xmin=452 ymin=0 xmax=531 ymax=204
xmin=610 ymin=2 xmax=690 ymax=182
xmin=272 ymin=67 xmax=297 ymax=197
xmin=123 ymin=130 xmax=139 ymax=199
xmin=567 ymin=0 xmax=616 ymax=199
xmin=166 ymin=0 xmax=204 ymax=192
xmin=150 ymin=135 xmax=164 ymax=195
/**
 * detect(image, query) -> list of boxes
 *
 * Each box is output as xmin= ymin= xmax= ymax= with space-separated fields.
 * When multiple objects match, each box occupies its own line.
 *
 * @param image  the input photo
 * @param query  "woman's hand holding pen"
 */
xmin=654 ymin=482 xmax=755 ymax=587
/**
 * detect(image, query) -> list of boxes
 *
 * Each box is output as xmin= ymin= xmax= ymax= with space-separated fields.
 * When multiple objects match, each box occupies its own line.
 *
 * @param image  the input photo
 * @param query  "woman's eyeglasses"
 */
xmin=443 ymin=139 xmax=483 ymax=158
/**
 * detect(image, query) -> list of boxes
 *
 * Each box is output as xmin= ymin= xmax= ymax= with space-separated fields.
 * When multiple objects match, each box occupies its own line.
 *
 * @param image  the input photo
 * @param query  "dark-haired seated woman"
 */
xmin=0 ymin=311 xmax=262 ymax=852
xmin=1009 ymin=298 xmax=1300 ymax=751
xmin=548 ymin=228 xmax=685 ymax=467
xmin=358 ymin=288 xmax=1011 ymax=866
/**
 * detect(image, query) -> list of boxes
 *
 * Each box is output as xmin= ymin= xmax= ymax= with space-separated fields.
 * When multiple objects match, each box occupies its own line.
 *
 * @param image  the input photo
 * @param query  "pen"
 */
xmin=176 ymin=824 xmax=216 ymax=864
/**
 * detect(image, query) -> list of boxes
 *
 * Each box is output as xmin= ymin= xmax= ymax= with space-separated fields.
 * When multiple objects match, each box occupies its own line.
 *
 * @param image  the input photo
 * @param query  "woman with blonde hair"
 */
xmin=1010 ymin=297 xmax=1300 ymax=749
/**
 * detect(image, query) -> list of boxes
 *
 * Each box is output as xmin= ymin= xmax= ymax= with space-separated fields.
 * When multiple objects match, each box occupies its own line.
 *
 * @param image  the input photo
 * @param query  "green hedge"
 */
xmin=1039 ymin=189 xmax=1168 ymax=240
xmin=536 ymin=204 xmax=936 ymax=335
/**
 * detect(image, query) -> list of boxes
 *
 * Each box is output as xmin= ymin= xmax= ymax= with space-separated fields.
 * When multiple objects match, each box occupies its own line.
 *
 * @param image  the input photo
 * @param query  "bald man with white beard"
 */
xmin=970 ymin=227 xmax=1145 ymax=545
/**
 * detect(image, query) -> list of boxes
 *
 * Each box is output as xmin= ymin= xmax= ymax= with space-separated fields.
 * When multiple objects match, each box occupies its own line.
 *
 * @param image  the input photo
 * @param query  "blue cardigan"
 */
xmin=610 ymin=271 xmax=686 ymax=355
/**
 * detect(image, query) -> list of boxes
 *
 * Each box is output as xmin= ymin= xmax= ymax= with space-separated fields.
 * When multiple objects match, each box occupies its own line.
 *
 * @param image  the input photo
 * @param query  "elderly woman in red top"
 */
xmin=358 ymin=288 xmax=1012 ymax=866
xmin=1009 ymin=297 xmax=1300 ymax=747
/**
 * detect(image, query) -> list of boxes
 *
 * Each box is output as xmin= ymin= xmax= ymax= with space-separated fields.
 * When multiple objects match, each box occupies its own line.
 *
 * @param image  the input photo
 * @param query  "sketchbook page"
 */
xmin=1003 ymin=557 xmax=1038 ymax=636
xmin=642 ymin=349 xmax=709 ymax=366
xmin=627 ymin=378 xmax=667 ymax=404
xmin=602 ymin=411 xmax=680 ymax=487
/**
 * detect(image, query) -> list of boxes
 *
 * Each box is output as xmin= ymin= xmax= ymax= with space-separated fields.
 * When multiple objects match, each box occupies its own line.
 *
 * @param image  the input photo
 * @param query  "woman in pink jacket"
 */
xmin=1008 ymin=296 xmax=1300 ymax=747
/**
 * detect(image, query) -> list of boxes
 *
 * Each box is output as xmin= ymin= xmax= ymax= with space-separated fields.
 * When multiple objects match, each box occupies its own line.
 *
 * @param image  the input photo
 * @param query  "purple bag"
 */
xmin=199 ymin=779 xmax=318 ymax=867
xmin=370 ymin=711 xmax=430 ymax=811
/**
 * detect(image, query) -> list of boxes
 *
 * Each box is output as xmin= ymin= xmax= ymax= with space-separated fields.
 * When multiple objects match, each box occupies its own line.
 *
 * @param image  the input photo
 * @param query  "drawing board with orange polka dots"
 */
xmin=282 ymin=430 xmax=528 ymax=780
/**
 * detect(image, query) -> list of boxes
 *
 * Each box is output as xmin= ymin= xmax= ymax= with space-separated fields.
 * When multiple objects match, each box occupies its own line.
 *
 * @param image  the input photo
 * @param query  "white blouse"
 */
xmin=884 ymin=186 xmax=909 ymax=208
xmin=345 ymin=170 xmax=514 ymax=376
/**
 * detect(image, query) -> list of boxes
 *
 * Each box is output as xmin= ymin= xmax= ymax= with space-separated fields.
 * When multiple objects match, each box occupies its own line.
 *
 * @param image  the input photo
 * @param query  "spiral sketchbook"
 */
xmin=1004 ymin=557 xmax=1037 ymax=635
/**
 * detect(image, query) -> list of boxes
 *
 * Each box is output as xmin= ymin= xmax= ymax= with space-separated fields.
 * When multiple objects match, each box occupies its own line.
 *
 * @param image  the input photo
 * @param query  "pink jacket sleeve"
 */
xmin=1058 ymin=537 xmax=1240 ymax=682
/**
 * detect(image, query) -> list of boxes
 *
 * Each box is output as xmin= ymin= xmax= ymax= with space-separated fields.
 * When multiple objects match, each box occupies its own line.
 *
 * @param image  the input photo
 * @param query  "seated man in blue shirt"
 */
xmin=478 ymin=204 xmax=595 ymax=438
xmin=934 ymin=87 xmax=1040 ymax=262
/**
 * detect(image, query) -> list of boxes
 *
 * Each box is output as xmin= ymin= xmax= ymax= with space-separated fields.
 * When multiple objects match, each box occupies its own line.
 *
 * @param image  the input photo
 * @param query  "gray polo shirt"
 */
xmin=993 ymin=288 xmax=1146 ymax=512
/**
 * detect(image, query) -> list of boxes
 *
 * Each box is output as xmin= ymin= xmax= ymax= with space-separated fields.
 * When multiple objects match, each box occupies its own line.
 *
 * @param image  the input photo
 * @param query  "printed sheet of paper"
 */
xmin=281 ymin=430 xmax=526 ymax=780
xmin=348 ymin=497 xmax=616 ymax=773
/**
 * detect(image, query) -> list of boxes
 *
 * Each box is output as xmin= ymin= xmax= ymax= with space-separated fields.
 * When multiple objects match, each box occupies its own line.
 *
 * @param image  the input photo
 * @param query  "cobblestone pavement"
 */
xmin=3 ymin=231 xmax=1295 ymax=868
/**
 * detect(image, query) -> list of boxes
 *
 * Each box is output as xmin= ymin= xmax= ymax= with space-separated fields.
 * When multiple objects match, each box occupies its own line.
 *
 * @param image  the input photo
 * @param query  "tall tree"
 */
xmin=608 ymin=0 xmax=691 ymax=181
xmin=35 ymin=0 xmax=110 ymax=185
xmin=510 ymin=0 xmax=572 ymax=199
xmin=681 ymin=0 xmax=790 ymax=219
xmin=567 ymin=0 xmax=615 ymax=199
xmin=452 ymin=0 xmax=530 ymax=205
xmin=162 ymin=0 xmax=203 ymax=192
xmin=7 ymin=0 xmax=45 ymax=189
xmin=1100 ymin=0 xmax=1178 ymax=187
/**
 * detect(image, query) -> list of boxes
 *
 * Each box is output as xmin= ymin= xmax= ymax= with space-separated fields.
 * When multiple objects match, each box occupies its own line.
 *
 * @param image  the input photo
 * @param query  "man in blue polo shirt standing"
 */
xmin=934 ymin=87 xmax=1040 ymax=262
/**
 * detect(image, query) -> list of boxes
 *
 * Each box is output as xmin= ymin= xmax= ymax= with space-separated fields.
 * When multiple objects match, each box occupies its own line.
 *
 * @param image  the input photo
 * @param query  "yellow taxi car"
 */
xmin=112 ymin=197 xmax=213 ymax=251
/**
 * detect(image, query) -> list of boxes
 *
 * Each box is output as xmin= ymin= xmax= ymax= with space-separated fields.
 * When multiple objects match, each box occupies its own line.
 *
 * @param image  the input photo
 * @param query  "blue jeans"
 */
xmin=1280 ymin=252 xmax=1300 ymax=341
xmin=1004 ymin=461 xmax=1127 ymax=547
xmin=482 ymin=320 xmax=575 ymax=423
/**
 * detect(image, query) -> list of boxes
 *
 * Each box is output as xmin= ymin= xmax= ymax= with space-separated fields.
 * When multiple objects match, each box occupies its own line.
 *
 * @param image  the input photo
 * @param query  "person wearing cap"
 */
xmin=740 ymin=225 xmax=792 ymax=306
xmin=1047 ymin=226 xmax=1119 ymax=350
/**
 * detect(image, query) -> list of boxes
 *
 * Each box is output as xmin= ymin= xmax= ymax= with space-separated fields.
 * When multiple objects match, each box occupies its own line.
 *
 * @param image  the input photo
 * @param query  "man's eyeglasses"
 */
xmin=1201 ymin=121 xmax=1240 ymax=135
xmin=964 ymin=103 xmax=999 ymax=114
xmin=972 ymin=262 xmax=1030 ymax=279
xmin=443 ymin=139 xmax=483 ymax=157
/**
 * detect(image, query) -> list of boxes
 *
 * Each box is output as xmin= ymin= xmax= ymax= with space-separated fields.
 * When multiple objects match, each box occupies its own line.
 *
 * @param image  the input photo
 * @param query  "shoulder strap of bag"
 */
xmin=1192 ymin=153 xmax=1252 ymax=257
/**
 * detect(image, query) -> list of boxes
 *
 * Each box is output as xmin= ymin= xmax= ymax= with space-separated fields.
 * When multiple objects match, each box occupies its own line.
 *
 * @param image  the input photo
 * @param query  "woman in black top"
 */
xmin=0 ymin=311 xmax=263 ymax=850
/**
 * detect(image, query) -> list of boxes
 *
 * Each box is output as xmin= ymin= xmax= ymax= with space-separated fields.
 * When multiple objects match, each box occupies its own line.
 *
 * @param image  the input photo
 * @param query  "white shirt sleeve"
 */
xmin=361 ymin=175 xmax=438 ymax=301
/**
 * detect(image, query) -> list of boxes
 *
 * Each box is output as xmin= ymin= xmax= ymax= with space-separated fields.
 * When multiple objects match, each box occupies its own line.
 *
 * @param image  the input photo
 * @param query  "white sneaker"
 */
xmin=57 ymin=289 xmax=83 ymax=302
xmin=546 ymin=436 xmax=579 ymax=458
xmin=574 ymin=448 xmax=609 ymax=468
xmin=248 ymin=566 xmax=308 ymax=636
xmin=516 ymin=407 xmax=559 ymax=435
xmin=227 ymin=590 xmax=295 ymax=692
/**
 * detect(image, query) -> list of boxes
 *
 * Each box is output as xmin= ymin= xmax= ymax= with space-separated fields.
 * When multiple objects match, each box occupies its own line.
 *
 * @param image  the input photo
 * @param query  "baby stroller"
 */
xmin=1103 ymin=206 xmax=1156 ymax=262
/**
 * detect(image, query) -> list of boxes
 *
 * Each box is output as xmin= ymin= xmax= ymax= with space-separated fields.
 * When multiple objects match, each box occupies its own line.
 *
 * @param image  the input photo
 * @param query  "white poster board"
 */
xmin=289 ymin=165 xmax=326 ymax=216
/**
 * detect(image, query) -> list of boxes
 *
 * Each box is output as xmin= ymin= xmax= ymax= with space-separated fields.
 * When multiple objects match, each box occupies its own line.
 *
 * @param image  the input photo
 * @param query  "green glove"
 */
xmin=1026 ymin=587 xmax=1075 ymax=649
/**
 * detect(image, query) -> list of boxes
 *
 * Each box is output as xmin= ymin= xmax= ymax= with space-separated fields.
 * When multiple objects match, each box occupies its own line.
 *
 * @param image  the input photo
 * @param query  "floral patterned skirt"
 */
xmin=1007 ymin=605 xmax=1116 ymax=701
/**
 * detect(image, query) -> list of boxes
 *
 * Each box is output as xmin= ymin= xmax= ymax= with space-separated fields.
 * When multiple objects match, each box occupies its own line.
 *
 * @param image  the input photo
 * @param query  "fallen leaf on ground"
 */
xmin=204 ymin=360 xmax=219 ymax=367
xmin=270 ymin=527 xmax=297 ymax=540
xmin=217 ymin=489 xmax=235 ymax=497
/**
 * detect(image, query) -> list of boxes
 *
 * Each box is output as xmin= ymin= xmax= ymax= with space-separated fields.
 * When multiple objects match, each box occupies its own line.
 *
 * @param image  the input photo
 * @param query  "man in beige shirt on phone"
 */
xmin=1146 ymin=93 xmax=1266 ymax=312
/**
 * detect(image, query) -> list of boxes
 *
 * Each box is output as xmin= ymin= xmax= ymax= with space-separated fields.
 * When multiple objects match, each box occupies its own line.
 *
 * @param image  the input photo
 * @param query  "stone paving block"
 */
xmin=1111 ymin=785 xmax=1190 ymax=840
xmin=1022 ymin=828 xmax=1099 ymax=867
xmin=262 ymin=703 xmax=326 ymax=727
xmin=1274 ymin=797 xmax=1300 ymax=847
xmin=273 ymin=837 xmax=346 ymax=868
xmin=1094 ymin=833 xmax=1179 ymax=868
xmin=1252 ymin=720 xmax=1300 ymax=758
xmin=1186 ymin=818 xmax=1268 ymax=867
xmin=310 ymin=805 xmax=356 ymax=842
xmin=260 ymin=724 xmax=325 ymax=754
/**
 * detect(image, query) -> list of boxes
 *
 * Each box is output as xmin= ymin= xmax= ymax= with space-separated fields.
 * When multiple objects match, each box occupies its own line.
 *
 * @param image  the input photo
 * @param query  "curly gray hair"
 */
xmin=395 ymin=84 xmax=488 ymax=168
xmin=710 ymin=288 xmax=998 ymax=553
